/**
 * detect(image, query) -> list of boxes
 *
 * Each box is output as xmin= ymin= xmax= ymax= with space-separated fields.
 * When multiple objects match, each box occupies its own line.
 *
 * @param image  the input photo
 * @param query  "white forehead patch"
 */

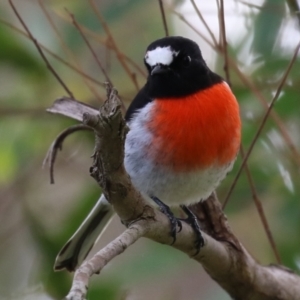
xmin=145 ymin=46 xmax=179 ymax=67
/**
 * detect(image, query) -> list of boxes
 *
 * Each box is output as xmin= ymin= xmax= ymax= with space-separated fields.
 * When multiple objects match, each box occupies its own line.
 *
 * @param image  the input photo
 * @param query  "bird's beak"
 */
xmin=151 ymin=64 xmax=169 ymax=76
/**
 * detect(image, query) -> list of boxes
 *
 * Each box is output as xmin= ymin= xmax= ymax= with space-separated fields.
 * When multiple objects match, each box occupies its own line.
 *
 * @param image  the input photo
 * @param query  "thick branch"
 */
xmin=49 ymin=87 xmax=300 ymax=300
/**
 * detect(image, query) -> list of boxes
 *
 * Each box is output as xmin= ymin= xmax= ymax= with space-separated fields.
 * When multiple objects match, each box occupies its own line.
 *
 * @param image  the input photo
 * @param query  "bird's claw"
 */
xmin=180 ymin=204 xmax=204 ymax=256
xmin=151 ymin=196 xmax=182 ymax=244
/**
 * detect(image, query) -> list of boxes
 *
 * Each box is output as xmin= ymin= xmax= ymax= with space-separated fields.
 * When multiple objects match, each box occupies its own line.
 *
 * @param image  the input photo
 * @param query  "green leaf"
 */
xmin=252 ymin=0 xmax=286 ymax=58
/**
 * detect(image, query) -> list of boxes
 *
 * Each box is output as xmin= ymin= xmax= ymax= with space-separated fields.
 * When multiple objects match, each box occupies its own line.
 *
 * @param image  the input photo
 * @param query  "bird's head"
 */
xmin=144 ymin=36 xmax=220 ymax=98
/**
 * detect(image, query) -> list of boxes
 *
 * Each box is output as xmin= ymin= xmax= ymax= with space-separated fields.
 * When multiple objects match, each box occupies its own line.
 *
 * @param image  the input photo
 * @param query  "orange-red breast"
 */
xmin=54 ymin=36 xmax=241 ymax=272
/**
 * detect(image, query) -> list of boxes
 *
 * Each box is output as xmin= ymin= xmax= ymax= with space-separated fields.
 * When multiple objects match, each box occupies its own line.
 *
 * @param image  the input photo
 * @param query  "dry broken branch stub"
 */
xmin=44 ymin=97 xmax=99 ymax=184
xmin=47 ymin=87 xmax=300 ymax=300
xmin=43 ymin=124 xmax=92 ymax=184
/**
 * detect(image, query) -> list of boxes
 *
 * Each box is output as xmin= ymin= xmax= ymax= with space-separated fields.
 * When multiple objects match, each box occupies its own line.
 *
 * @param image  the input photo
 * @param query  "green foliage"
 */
xmin=252 ymin=0 xmax=286 ymax=58
xmin=0 ymin=26 xmax=46 ymax=77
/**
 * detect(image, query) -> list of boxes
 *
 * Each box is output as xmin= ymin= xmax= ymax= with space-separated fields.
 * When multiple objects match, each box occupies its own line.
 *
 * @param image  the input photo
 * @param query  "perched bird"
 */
xmin=54 ymin=36 xmax=241 ymax=272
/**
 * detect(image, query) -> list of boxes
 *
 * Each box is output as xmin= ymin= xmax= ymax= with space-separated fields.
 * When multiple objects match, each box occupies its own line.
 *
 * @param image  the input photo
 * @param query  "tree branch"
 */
xmin=65 ymin=224 xmax=148 ymax=300
xmin=48 ymin=86 xmax=300 ymax=300
xmin=158 ymin=0 xmax=169 ymax=37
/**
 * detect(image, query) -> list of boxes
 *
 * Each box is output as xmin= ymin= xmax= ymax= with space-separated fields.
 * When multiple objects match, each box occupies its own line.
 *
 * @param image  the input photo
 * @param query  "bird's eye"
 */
xmin=182 ymin=55 xmax=191 ymax=66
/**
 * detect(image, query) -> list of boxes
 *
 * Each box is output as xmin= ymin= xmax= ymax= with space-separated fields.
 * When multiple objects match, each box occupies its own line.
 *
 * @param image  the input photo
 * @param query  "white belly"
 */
xmin=124 ymin=103 xmax=234 ymax=205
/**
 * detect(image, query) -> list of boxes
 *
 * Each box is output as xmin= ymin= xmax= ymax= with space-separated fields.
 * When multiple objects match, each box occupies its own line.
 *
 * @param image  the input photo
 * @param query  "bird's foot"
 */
xmin=151 ymin=196 xmax=182 ymax=244
xmin=180 ymin=204 xmax=204 ymax=255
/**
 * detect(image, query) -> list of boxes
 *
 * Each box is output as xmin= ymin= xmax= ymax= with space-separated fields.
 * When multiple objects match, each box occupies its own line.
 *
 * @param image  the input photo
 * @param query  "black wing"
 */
xmin=125 ymin=85 xmax=153 ymax=122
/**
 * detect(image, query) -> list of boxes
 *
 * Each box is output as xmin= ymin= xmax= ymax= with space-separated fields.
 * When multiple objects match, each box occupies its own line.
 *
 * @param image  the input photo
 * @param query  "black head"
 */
xmin=144 ymin=36 xmax=222 ymax=98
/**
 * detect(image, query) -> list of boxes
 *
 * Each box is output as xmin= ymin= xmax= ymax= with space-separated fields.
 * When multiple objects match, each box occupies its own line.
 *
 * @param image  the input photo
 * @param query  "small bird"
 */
xmin=54 ymin=36 xmax=241 ymax=272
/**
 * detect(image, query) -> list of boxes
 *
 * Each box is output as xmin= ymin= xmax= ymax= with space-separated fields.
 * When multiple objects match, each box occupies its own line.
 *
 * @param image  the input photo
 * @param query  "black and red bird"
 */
xmin=54 ymin=36 xmax=241 ymax=272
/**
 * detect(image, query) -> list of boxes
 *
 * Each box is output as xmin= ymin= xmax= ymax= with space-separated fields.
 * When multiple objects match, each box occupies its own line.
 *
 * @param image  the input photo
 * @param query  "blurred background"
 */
xmin=0 ymin=0 xmax=300 ymax=299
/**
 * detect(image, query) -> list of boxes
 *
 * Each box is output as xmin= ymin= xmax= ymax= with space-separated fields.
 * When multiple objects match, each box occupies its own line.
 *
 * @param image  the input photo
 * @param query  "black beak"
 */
xmin=151 ymin=64 xmax=169 ymax=76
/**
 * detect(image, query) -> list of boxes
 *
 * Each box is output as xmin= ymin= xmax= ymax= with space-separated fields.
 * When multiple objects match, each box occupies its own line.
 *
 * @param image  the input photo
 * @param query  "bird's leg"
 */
xmin=150 ymin=196 xmax=182 ymax=244
xmin=180 ymin=204 xmax=204 ymax=255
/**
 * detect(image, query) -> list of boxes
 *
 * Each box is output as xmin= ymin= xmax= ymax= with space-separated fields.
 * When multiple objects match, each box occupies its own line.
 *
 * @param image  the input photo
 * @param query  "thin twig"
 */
xmin=240 ymin=145 xmax=282 ymax=264
xmin=88 ymin=0 xmax=140 ymax=91
xmin=54 ymin=10 xmax=147 ymax=78
xmin=223 ymin=40 xmax=300 ymax=208
xmin=238 ymin=0 xmax=263 ymax=10
xmin=219 ymin=0 xmax=231 ymax=86
xmin=190 ymin=0 xmax=218 ymax=47
xmin=172 ymin=11 xmax=217 ymax=49
xmin=38 ymin=0 xmax=103 ymax=102
xmin=38 ymin=0 xmax=70 ymax=57
xmin=0 ymin=17 xmax=129 ymax=102
xmin=158 ymin=0 xmax=169 ymax=37
xmin=8 ymin=0 xmax=74 ymax=98
xmin=66 ymin=9 xmax=113 ymax=86
xmin=43 ymin=124 xmax=93 ymax=184
xmin=66 ymin=224 xmax=147 ymax=299
xmin=0 ymin=18 xmax=105 ymax=87
xmin=215 ymin=0 xmax=221 ymax=43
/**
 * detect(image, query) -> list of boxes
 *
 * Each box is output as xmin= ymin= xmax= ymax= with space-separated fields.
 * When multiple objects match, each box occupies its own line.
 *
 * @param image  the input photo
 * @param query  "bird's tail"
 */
xmin=54 ymin=194 xmax=114 ymax=272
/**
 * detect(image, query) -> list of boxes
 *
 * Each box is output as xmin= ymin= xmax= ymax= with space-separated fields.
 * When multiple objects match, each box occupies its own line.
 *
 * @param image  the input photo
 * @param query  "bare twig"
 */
xmin=88 ymin=0 xmax=140 ymax=91
xmin=172 ymin=11 xmax=216 ymax=49
xmin=238 ymin=0 xmax=264 ymax=10
xmin=0 ymin=18 xmax=133 ymax=104
xmin=215 ymin=0 xmax=221 ymax=43
xmin=66 ymin=9 xmax=112 ymax=86
xmin=223 ymin=40 xmax=300 ymax=208
xmin=43 ymin=124 xmax=93 ymax=184
xmin=219 ymin=0 xmax=231 ymax=86
xmin=240 ymin=145 xmax=282 ymax=264
xmin=158 ymin=0 xmax=169 ymax=37
xmin=54 ymin=11 xmax=147 ymax=78
xmin=38 ymin=0 xmax=103 ymax=102
xmin=8 ymin=0 xmax=74 ymax=98
xmin=0 ymin=18 xmax=108 ymax=88
xmin=66 ymin=224 xmax=148 ymax=300
xmin=190 ymin=0 xmax=218 ymax=47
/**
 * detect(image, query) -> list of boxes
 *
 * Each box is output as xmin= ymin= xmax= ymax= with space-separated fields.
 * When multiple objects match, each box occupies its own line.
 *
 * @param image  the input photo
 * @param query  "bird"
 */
xmin=54 ymin=36 xmax=241 ymax=272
